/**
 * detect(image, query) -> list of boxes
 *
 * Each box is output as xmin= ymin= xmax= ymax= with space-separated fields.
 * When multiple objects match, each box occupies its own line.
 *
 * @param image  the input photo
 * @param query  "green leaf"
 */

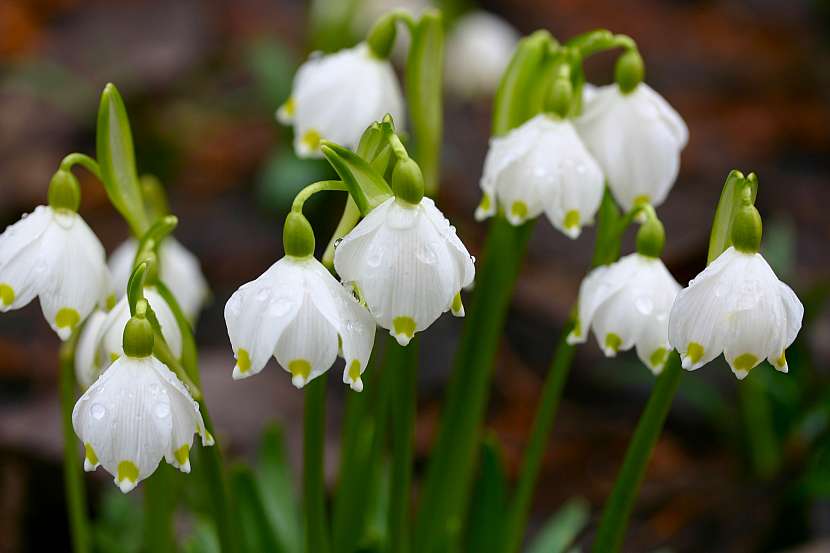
xmin=256 ymin=423 xmax=302 ymax=553
xmin=136 ymin=215 xmax=178 ymax=259
xmin=127 ymin=262 xmax=148 ymax=316
xmin=96 ymin=83 xmax=149 ymax=236
xmin=405 ymin=10 xmax=444 ymax=195
xmin=526 ymin=498 xmax=590 ymax=553
xmin=464 ymin=437 xmax=508 ymax=553
xmin=321 ymin=141 xmax=393 ymax=215
xmin=182 ymin=518 xmax=221 ymax=553
xmin=706 ymin=170 xmax=758 ymax=264
xmin=155 ymin=281 xmax=200 ymax=384
xmin=492 ymin=30 xmax=554 ymax=136
xmin=230 ymin=464 xmax=286 ymax=553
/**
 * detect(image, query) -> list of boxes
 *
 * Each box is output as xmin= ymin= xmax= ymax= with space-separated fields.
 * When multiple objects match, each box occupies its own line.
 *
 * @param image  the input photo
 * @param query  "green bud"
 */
xmin=615 ymin=49 xmax=644 ymax=94
xmin=391 ymin=157 xmax=424 ymax=205
xmin=731 ymin=203 xmax=762 ymax=253
xmin=367 ymin=13 xmax=398 ymax=59
xmin=283 ymin=212 xmax=316 ymax=258
xmin=546 ymin=77 xmax=573 ymax=119
xmin=123 ymin=314 xmax=154 ymax=358
xmin=48 ymin=170 xmax=81 ymax=212
xmin=636 ymin=214 xmax=665 ymax=258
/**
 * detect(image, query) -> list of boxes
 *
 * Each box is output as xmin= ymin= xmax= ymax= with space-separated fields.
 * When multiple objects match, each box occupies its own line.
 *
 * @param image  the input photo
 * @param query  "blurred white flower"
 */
xmin=109 ymin=238 xmax=209 ymax=322
xmin=0 ymin=205 xmax=109 ymax=340
xmin=277 ymin=43 xmax=405 ymax=158
xmin=225 ymin=256 xmax=376 ymax=391
xmin=477 ymin=114 xmax=604 ymax=237
xmin=445 ymin=11 xmax=519 ymax=98
xmin=73 ymin=353 xmax=212 ymax=493
xmin=568 ymin=253 xmax=680 ymax=374
xmin=334 ymin=197 xmax=475 ymax=345
xmin=668 ymin=246 xmax=803 ymax=379
xmin=576 ymin=83 xmax=688 ymax=211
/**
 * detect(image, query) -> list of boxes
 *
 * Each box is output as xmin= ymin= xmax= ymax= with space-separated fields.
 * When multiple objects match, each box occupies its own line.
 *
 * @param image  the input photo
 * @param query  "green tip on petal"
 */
xmin=649 ymin=347 xmax=668 ymax=372
xmin=56 ymin=307 xmax=80 ymax=330
xmin=0 ymin=284 xmax=14 ymax=307
xmin=451 ymin=293 xmax=465 ymax=317
xmin=479 ymin=194 xmax=491 ymax=212
xmin=84 ymin=443 xmax=99 ymax=471
xmin=604 ymin=333 xmax=622 ymax=356
xmin=775 ymin=351 xmax=787 ymax=371
xmin=116 ymin=461 xmax=139 ymax=493
xmin=733 ymin=353 xmax=759 ymax=372
xmin=347 ymin=360 xmax=363 ymax=392
xmin=509 ymin=201 xmax=528 ymax=224
xmin=392 ymin=316 xmax=416 ymax=346
xmin=233 ymin=348 xmax=252 ymax=379
xmin=301 ymin=129 xmax=322 ymax=152
xmin=174 ymin=444 xmax=190 ymax=470
xmin=682 ymin=342 xmax=705 ymax=369
xmin=289 ymin=359 xmax=312 ymax=388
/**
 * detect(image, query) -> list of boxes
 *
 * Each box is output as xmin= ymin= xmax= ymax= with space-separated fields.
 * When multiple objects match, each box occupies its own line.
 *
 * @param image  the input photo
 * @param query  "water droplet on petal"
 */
xmin=334 ymin=238 xmax=343 ymax=249
xmin=634 ymin=296 xmax=654 ymax=315
xmin=90 ymin=403 xmax=106 ymax=420
xmin=417 ymin=243 xmax=437 ymax=265
xmin=270 ymin=297 xmax=293 ymax=316
xmin=367 ymin=245 xmax=383 ymax=268
xmin=154 ymin=403 xmax=170 ymax=419
xmin=227 ymin=295 xmax=242 ymax=316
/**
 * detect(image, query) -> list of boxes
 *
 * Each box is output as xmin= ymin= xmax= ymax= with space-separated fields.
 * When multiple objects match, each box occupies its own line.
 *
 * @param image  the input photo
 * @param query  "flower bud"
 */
xmin=283 ymin=212 xmax=316 ymax=258
xmin=391 ymin=157 xmax=424 ymax=205
xmin=615 ymin=49 xmax=644 ymax=94
xmin=48 ymin=170 xmax=81 ymax=212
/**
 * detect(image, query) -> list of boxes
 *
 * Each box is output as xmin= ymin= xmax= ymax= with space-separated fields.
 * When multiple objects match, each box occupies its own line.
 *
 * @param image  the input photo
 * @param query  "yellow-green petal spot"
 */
xmin=85 ymin=443 xmax=98 ymax=465
xmin=110 ymin=352 xmax=120 ymax=363
xmin=451 ymin=293 xmax=464 ymax=316
xmin=289 ymin=359 xmax=311 ymax=383
xmin=105 ymin=293 xmax=117 ymax=311
xmin=733 ymin=353 xmax=759 ymax=372
xmin=604 ymin=333 xmax=622 ymax=354
xmin=236 ymin=348 xmax=251 ymax=374
xmin=281 ymin=97 xmax=295 ymax=117
xmin=686 ymin=342 xmax=705 ymax=365
xmin=174 ymin=444 xmax=190 ymax=466
xmin=301 ymin=129 xmax=321 ymax=152
xmin=649 ymin=347 xmax=668 ymax=369
xmin=0 ymin=284 xmax=14 ymax=306
xmin=478 ymin=193 xmax=491 ymax=212
xmin=633 ymin=194 xmax=651 ymax=206
xmin=571 ymin=319 xmax=582 ymax=338
xmin=117 ymin=461 xmax=139 ymax=484
xmin=510 ymin=201 xmax=528 ymax=222
xmin=564 ymin=209 xmax=580 ymax=230
xmin=392 ymin=316 xmax=416 ymax=346
xmin=775 ymin=351 xmax=786 ymax=368
xmin=56 ymin=307 xmax=80 ymax=330
xmin=348 ymin=360 xmax=361 ymax=382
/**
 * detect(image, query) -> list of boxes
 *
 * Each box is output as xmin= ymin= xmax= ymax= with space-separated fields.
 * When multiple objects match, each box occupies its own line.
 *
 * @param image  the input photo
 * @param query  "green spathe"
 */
xmin=731 ymin=203 xmax=763 ymax=254
xmin=391 ymin=157 xmax=425 ymax=205
xmin=123 ymin=315 xmax=155 ymax=358
xmin=615 ymin=49 xmax=644 ymax=94
xmin=283 ymin=212 xmax=316 ymax=258
xmin=48 ymin=170 xmax=81 ymax=212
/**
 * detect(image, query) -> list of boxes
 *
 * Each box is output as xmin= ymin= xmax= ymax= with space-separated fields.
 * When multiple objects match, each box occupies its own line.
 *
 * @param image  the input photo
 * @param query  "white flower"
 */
xmin=576 ymin=83 xmax=688 ymax=211
xmin=225 ymin=256 xmax=376 ymax=391
xmin=277 ymin=43 xmax=405 ymax=158
xmin=334 ymin=197 xmax=475 ymax=345
xmin=668 ymin=246 xmax=803 ymax=379
xmin=75 ymin=289 xmax=182 ymax=388
xmin=0 ymin=205 xmax=109 ymax=340
xmin=444 ymin=11 xmax=519 ymax=98
xmin=109 ymin=238 xmax=209 ymax=322
xmin=477 ymin=114 xmax=604 ymax=236
xmin=72 ymin=354 xmax=212 ymax=493
xmin=568 ymin=253 xmax=681 ymax=374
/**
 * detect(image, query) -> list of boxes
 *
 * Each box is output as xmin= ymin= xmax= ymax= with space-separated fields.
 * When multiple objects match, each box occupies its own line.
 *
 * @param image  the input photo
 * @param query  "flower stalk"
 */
xmin=304 ymin=374 xmax=331 ymax=553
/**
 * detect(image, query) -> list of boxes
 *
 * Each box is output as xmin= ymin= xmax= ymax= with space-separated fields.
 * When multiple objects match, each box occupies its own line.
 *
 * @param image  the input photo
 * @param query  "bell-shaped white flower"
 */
xmin=568 ymin=253 xmax=681 ymax=374
xmin=277 ymin=43 xmax=405 ymax=159
xmin=477 ymin=114 xmax=604 ymax=236
xmin=225 ymin=256 xmax=376 ymax=391
xmin=576 ymin=83 xmax=688 ymax=211
xmin=75 ymin=289 xmax=182 ymax=388
xmin=334 ymin=197 xmax=475 ymax=346
xmin=72 ymin=352 xmax=212 ymax=492
xmin=668 ymin=246 xmax=803 ymax=379
xmin=444 ymin=11 xmax=520 ymax=98
xmin=109 ymin=238 xmax=209 ymax=322
xmin=0 ymin=205 xmax=109 ymax=340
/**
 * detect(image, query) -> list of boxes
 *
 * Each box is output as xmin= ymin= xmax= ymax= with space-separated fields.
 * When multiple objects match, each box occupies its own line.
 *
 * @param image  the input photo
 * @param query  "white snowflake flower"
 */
xmin=334 ymin=197 xmax=475 ymax=346
xmin=568 ymin=253 xmax=681 ymax=374
xmin=477 ymin=114 xmax=604 ymax=236
xmin=224 ymin=256 xmax=376 ymax=391
xmin=668 ymin=246 xmax=803 ymax=379
xmin=277 ymin=43 xmax=405 ymax=158
xmin=0 ymin=205 xmax=109 ymax=339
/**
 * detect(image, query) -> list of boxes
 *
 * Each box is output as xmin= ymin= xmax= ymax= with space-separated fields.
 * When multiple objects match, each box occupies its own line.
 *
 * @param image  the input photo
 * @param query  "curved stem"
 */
xmin=291 ymin=180 xmax=348 ymax=214
xmin=322 ymin=196 xmax=361 ymax=271
xmin=59 ymin=332 xmax=91 ymax=553
xmin=591 ymin=353 xmax=683 ymax=553
xmin=304 ymin=375 xmax=331 ymax=553
xmin=60 ymin=153 xmax=102 ymax=182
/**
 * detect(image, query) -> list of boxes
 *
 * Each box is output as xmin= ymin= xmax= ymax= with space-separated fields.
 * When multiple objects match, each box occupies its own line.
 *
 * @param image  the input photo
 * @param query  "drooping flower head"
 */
xmin=277 ymin=42 xmax=405 ymax=158
xmin=73 ymin=305 xmax=211 ymax=493
xmin=477 ymin=114 xmax=604 ymax=237
xmin=225 ymin=229 xmax=376 ymax=391
xmin=0 ymin=171 xmax=110 ymax=339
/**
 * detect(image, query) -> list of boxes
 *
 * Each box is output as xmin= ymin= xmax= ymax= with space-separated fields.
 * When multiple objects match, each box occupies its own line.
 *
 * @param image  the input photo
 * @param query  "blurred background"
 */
xmin=1 ymin=0 xmax=829 ymax=551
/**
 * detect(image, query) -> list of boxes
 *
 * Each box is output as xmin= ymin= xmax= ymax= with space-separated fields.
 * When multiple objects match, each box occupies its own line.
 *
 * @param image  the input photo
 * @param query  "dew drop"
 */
xmin=154 ymin=403 xmax=170 ymax=419
xmin=90 ymin=403 xmax=106 ymax=420
xmin=367 ymin=246 xmax=383 ymax=268
xmin=417 ymin=243 xmax=437 ymax=265
xmin=270 ymin=297 xmax=293 ymax=316
xmin=634 ymin=296 xmax=654 ymax=315
xmin=471 ymin=256 xmax=476 ymax=264
xmin=226 ymin=295 xmax=242 ymax=316
xmin=334 ymin=238 xmax=343 ymax=249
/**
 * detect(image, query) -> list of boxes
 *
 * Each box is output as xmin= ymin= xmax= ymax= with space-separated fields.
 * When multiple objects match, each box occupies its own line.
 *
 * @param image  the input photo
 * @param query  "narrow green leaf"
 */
xmin=136 ymin=215 xmax=178 ymax=258
xmin=406 ymin=10 xmax=444 ymax=195
xmin=127 ymin=262 xmax=148 ymax=316
xmin=96 ymin=83 xmax=148 ymax=236
xmin=321 ymin=142 xmax=393 ymax=215
xmin=526 ymin=498 xmax=590 ymax=553
xmin=256 ymin=423 xmax=302 ymax=553
xmin=706 ymin=170 xmax=757 ymax=264
xmin=230 ymin=464 xmax=286 ymax=553
xmin=182 ymin=518 xmax=221 ymax=553
xmin=464 ymin=437 xmax=508 ymax=553
xmin=155 ymin=281 xmax=200 ymax=384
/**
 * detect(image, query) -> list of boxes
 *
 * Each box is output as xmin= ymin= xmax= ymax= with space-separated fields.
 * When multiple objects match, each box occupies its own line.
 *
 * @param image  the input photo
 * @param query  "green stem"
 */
xmin=591 ymin=353 xmax=683 ymax=553
xmin=501 ymin=318 xmax=576 ymax=553
xmin=60 ymin=153 xmax=103 ymax=181
xmin=198 ymin=400 xmax=239 ymax=553
xmin=292 ymin=180 xmax=348 ymax=214
xmin=387 ymin=338 xmax=418 ymax=553
xmin=59 ymin=334 xmax=91 ymax=553
xmin=415 ymin=216 xmax=534 ymax=553
xmin=323 ymin=196 xmax=361 ymax=271
xmin=143 ymin=464 xmax=177 ymax=553
xmin=739 ymin=371 xmax=780 ymax=479
xmin=304 ymin=374 xmax=331 ymax=553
